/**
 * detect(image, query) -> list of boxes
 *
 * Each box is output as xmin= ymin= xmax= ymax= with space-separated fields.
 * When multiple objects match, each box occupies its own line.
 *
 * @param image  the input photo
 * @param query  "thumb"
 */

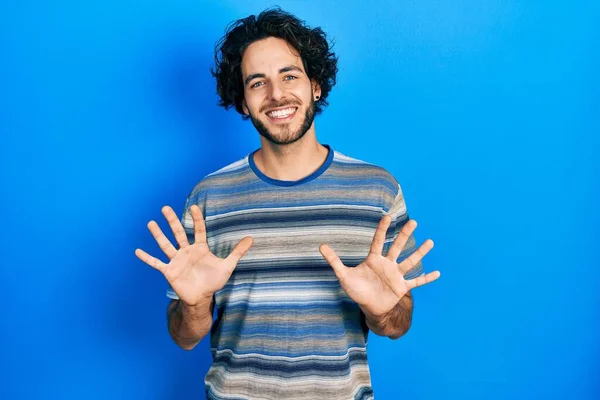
xmin=319 ymin=244 xmax=347 ymax=280
xmin=224 ymin=236 xmax=254 ymax=268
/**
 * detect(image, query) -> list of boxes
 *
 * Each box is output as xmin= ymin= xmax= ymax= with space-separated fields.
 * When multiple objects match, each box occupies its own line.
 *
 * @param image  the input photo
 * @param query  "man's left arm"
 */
xmin=319 ymin=182 xmax=439 ymax=341
xmin=363 ymin=181 xmax=424 ymax=340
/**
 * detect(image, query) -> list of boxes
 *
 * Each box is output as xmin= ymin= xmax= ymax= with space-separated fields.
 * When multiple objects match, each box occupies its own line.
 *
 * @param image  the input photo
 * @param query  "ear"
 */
xmin=242 ymin=99 xmax=249 ymax=116
xmin=312 ymin=80 xmax=322 ymax=101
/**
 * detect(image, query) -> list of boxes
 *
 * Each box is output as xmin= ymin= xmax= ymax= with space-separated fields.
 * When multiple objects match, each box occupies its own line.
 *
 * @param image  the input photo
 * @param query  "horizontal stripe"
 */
xmin=210 ymin=350 xmax=368 ymax=377
xmin=204 ymin=203 xmax=383 ymax=221
xmin=210 ymin=346 xmax=369 ymax=362
xmin=206 ymin=367 xmax=373 ymax=400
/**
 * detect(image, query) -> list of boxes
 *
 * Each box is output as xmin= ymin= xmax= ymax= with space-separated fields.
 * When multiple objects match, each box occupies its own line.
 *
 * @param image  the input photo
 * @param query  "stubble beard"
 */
xmin=249 ymin=97 xmax=316 ymax=146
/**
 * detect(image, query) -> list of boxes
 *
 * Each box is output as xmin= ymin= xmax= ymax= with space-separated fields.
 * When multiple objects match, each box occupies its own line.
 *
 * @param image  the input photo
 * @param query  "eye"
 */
xmin=251 ymin=81 xmax=264 ymax=89
xmin=284 ymin=75 xmax=298 ymax=81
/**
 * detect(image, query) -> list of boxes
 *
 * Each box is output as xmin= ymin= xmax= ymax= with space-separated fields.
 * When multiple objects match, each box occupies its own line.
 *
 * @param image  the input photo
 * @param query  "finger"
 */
xmin=161 ymin=205 xmax=189 ymax=249
xmin=190 ymin=205 xmax=207 ymax=244
xmin=386 ymin=219 xmax=417 ymax=261
xmin=319 ymin=244 xmax=348 ymax=281
xmin=398 ymin=239 xmax=434 ymax=275
xmin=134 ymin=248 xmax=167 ymax=272
xmin=224 ymin=236 xmax=254 ymax=270
xmin=370 ymin=215 xmax=393 ymax=256
xmin=147 ymin=220 xmax=178 ymax=260
xmin=406 ymin=270 xmax=441 ymax=290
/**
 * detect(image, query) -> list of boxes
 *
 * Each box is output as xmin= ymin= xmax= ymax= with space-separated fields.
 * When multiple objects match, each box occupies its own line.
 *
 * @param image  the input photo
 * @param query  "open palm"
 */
xmin=319 ymin=215 xmax=440 ymax=317
xmin=135 ymin=204 xmax=253 ymax=306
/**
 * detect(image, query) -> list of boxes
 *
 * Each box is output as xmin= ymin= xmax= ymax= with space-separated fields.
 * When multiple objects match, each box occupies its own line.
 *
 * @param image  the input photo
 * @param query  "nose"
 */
xmin=268 ymin=80 xmax=285 ymax=101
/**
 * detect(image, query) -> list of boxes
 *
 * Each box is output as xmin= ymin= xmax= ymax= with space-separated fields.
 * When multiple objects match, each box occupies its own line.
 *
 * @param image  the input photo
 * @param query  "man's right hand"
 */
xmin=135 ymin=204 xmax=253 ymax=306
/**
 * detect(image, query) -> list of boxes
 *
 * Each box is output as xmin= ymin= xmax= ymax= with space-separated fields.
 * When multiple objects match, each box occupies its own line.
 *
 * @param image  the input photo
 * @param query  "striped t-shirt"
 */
xmin=167 ymin=144 xmax=423 ymax=400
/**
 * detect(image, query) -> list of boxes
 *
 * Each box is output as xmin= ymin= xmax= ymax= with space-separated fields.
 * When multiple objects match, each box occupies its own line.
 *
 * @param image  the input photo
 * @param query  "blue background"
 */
xmin=1 ymin=1 xmax=598 ymax=399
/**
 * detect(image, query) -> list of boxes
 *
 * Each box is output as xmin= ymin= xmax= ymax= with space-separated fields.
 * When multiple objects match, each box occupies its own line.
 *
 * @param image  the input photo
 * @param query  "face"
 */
xmin=241 ymin=37 xmax=321 ymax=145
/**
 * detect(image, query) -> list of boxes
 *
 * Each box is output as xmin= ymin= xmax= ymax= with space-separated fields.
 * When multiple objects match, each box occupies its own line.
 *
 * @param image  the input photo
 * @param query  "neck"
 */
xmin=254 ymin=129 xmax=329 ymax=182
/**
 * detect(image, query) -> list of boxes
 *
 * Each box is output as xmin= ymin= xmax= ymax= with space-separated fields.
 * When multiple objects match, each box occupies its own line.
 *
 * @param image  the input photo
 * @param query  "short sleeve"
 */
xmin=383 ymin=182 xmax=425 ymax=280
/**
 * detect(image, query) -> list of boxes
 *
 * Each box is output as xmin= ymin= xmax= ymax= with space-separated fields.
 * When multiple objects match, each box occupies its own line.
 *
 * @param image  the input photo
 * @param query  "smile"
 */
xmin=266 ymin=107 xmax=298 ymax=121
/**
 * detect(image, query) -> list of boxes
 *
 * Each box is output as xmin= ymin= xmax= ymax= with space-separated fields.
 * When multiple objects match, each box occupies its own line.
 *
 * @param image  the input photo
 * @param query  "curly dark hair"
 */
xmin=211 ymin=7 xmax=339 ymax=119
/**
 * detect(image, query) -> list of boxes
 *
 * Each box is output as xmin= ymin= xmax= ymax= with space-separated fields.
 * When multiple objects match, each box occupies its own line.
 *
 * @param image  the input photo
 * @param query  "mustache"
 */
xmin=260 ymin=100 xmax=301 ymax=113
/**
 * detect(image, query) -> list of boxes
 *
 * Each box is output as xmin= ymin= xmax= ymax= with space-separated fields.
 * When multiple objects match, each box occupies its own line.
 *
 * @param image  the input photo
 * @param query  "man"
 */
xmin=135 ymin=7 xmax=440 ymax=400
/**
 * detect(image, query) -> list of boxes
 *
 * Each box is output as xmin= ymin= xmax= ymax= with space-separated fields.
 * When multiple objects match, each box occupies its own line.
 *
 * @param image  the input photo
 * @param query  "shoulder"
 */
xmin=185 ymin=153 xmax=251 ymax=203
xmin=331 ymin=149 xmax=401 ymax=202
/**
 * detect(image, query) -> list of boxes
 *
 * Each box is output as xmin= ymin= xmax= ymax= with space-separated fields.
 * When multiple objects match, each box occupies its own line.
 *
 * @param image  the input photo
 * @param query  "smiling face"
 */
xmin=241 ymin=36 xmax=321 ymax=145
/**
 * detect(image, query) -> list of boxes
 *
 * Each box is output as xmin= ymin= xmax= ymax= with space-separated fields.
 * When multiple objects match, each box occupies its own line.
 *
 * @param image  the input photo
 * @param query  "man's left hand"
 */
xmin=319 ymin=215 xmax=440 ymax=317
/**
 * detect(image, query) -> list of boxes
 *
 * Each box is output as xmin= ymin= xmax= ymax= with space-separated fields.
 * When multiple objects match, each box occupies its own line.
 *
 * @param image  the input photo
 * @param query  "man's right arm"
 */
xmin=167 ymin=296 xmax=214 ymax=350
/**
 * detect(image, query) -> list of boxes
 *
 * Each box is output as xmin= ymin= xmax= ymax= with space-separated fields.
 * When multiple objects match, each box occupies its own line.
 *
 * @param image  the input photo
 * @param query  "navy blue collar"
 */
xmin=248 ymin=144 xmax=334 ymax=187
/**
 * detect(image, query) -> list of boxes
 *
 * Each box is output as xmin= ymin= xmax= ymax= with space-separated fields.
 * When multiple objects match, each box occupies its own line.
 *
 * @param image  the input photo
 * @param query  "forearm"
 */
xmin=363 ymin=291 xmax=413 ymax=340
xmin=167 ymin=296 xmax=213 ymax=350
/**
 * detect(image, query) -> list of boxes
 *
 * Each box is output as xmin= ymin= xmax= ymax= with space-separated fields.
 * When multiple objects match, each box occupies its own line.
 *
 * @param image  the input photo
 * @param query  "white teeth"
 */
xmin=267 ymin=107 xmax=296 ymax=118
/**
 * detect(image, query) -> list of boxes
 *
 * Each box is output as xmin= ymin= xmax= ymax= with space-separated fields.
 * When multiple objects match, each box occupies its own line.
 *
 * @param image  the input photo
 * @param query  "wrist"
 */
xmin=360 ymin=300 xmax=396 ymax=321
xmin=363 ymin=306 xmax=391 ymax=326
xmin=180 ymin=295 xmax=212 ymax=315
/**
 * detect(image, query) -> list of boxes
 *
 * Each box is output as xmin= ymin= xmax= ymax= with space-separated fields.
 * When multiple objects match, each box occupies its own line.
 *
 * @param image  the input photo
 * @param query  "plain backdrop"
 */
xmin=1 ymin=1 xmax=598 ymax=399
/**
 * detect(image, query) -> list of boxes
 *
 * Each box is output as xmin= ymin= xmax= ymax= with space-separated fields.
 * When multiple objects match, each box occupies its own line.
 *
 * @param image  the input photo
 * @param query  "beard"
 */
xmin=249 ymin=97 xmax=316 ymax=146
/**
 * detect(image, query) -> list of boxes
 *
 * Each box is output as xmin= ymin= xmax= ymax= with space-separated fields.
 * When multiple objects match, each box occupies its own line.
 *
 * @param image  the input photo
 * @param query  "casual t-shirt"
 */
xmin=167 ymin=145 xmax=423 ymax=400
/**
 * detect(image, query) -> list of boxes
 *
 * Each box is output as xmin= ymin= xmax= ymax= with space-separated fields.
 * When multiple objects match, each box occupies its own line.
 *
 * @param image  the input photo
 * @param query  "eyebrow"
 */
xmin=244 ymin=65 xmax=304 ymax=86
